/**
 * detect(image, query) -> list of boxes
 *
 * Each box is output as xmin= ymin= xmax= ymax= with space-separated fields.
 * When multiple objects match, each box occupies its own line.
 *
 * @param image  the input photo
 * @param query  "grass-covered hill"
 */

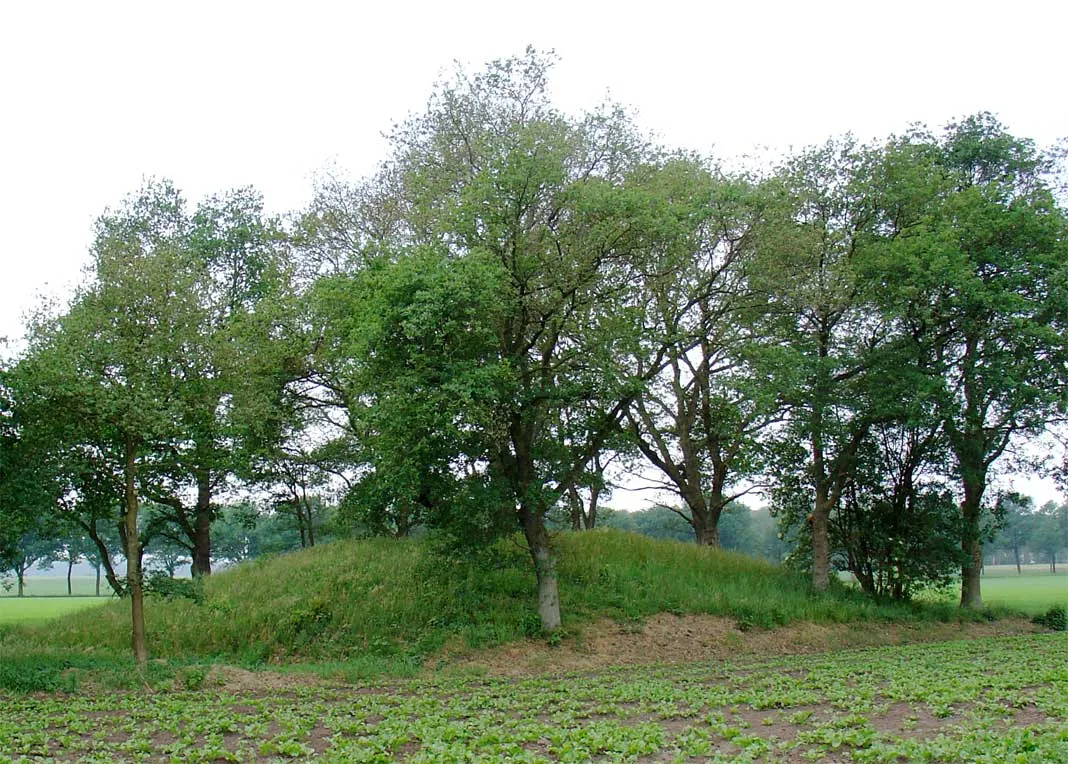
xmin=1 ymin=530 xmax=1014 ymax=678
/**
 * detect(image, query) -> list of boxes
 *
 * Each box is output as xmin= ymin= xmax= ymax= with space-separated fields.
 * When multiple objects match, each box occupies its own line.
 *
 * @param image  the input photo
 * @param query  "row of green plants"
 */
xmin=2 ymin=633 xmax=1064 ymax=761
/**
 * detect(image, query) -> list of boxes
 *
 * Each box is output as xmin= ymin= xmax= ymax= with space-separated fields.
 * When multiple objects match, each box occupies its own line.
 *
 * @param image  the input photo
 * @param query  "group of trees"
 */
xmin=2 ymin=50 xmax=1066 ymax=660
xmin=987 ymin=496 xmax=1068 ymax=573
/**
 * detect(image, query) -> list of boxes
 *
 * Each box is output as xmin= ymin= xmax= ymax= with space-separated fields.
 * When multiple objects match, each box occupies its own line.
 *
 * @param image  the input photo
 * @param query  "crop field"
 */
xmin=0 ymin=633 xmax=1064 ymax=762
xmin=0 ymin=597 xmax=111 ymax=625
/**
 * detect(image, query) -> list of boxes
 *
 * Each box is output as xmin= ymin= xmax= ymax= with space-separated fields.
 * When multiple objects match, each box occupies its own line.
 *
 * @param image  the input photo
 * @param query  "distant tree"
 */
xmin=991 ymin=493 xmax=1035 ymax=573
xmin=2 ymin=533 xmax=59 ymax=597
xmin=1031 ymin=502 xmax=1067 ymax=573
xmin=597 ymin=505 xmax=695 ymax=542
xmin=44 ymin=530 xmax=101 ymax=596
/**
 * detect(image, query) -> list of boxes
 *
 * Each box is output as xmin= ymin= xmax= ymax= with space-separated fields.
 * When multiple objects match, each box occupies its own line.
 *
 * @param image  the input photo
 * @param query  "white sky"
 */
xmin=1 ymin=0 xmax=1064 ymax=505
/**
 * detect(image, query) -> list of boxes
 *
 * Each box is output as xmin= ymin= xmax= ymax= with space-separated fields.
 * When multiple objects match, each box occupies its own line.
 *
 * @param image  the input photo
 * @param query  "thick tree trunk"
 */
xmin=124 ymin=438 xmax=148 ymax=666
xmin=811 ymin=503 xmax=832 ymax=592
xmin=682 ymin=487 xmax=722 ymax=547
xmin=693 ymin=515 xmax=719 ymax=546
xmin=190 ymin=471 xmax=213 ymax=577
xmin=567 ymin=485 xmax=583 ymax=531
xmin=16 ymin=569 xmax=25 ymax=597
xmin=584 ymin=492 xmax=598 ymax=530
xmin=521 ymin=509 xmax=561 ymax=632
xmin=810 ymin=388 xmax=832 ymax=592
xmin=959 ymin=475 xmax=985 ymax=609
xmin=95 ymin=563 xmax=101 ymax=596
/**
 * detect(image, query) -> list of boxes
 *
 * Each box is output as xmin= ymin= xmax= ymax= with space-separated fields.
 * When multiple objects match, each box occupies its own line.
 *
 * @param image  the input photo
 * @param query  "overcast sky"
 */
xmin=1 ymin=0 xmax=1064 ymax=503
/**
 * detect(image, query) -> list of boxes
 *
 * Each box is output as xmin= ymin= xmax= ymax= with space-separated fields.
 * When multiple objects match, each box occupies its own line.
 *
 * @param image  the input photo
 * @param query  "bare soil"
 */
xmin=434 ymin=613 xmax=1043 ymax=677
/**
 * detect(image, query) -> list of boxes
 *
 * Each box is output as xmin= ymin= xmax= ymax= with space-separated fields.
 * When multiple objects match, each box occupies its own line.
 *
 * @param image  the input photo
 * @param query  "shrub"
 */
xmin=1032 ymin=605 xmax=1067 ymax=632
xmin=143 ymin=572 xmax=204 ymax=604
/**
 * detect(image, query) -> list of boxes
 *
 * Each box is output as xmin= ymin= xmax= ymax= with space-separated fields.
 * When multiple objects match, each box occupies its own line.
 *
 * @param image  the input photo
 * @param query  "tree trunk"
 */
xmin=190 ymin=470 xmax=213 ymax=577
xmin=303 ymin=492 xmax=316 ymax=548
xmin=521 ymin=509 xmax=560 ymax=632
xmin=567 ymin=485 xmax=583 ymax=531
xmin=958 ymin=474 xmax=985 ymax=609
xmin=95 ymin=563 xmax=101 ymax=596
xmin=811 ymin=485 xmax=833 ymax=592
xmin=124 ymin=438 xmax=148 ymax=666
xmin=84 ymin=521 xmax=124 ymax=596
xmin=585 ymin=487 xmax=598 ymax=530
xmin=682 ymin=486 xmax=721 ymax=547
xmin=1013 ymin=545 xmax=1021 ymax=575
xmin=693 ymin=516 xmax=719 ymax=546
xmin=67 ymin=557 xmax=74 ymax=596
xmin=16 ymin=569 xmax=25 ymax=597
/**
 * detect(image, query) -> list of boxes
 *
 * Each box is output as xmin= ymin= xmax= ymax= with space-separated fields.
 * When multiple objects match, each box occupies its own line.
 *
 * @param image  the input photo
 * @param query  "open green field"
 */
xmin=0 ymin=634 xmax=1064 ymax=762
xmin=980 ymin=567 xmax=1067 ymax=615
xmin=0 ymin=597 xmax=112 ymax=625
xmin=0 ymin=575 xmax=103 ymax=597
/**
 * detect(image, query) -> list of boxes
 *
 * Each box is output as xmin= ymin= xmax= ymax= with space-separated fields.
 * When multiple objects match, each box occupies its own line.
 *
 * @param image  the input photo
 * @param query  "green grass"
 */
xmin=1 ymin=633 xmax=1064 ymax=761
xmin=915 ymin=565 xmax=1067 ymax=616
xmin=980 ymin=568 xmax=1067 ymax=615
xmin=0 ymin=576 xmax=103 ymax=597
xmin=0 ymin=597 xmax=111 ymax=625
xmin=0 ymin=530 xmax=1007 ymax=679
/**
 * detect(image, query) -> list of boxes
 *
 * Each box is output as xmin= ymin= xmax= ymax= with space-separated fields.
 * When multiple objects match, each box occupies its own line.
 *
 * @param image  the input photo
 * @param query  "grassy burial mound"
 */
xmin=0 ymin=530 xmax=1027 ymax=675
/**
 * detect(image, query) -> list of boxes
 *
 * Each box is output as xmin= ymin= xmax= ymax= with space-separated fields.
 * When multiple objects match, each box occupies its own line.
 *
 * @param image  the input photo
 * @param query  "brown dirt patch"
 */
xmin=205 ymin=665 xmax=327 ymax=693
xmin=434 ymin=614 xmax=1042 ymax=677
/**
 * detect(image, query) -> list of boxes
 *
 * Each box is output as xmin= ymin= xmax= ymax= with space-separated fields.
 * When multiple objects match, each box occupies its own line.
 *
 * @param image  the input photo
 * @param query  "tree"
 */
xmin=17 ymin=180 xmax=199 ymax=663
xmin=137 ymin=188 xmax=295 ymax=577
xmin=878 ymin=115 xmax=1068 ymax=607
xmin=991 ymin=493 xmax=1035 ymax=573
xmin=832 ymin=419 xmax=962 ymax=599
xmin=756 ymin=138 xmax=899 ymax=592
xmin=1031 ymin=501 xmax=1068 ymax=573
xmin=313 ymin=49 xmax=688 ymax=630
xmin=625 ymin=168 xmax=784 ymax=546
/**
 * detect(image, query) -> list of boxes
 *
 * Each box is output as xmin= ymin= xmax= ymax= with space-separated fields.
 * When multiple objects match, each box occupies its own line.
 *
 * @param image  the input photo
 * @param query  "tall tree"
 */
xmin=625 ymin=168 xmax=783 ymax=545
xmin=138 ymin=188 xmax=294 ymax=577
xmin=878 ymin=115 xmax=1068 ymax=607
xmin=314 ymin=49 xmax=688 ymax=630
xmin=756 ymin=139 xmax=897 ymax=591
xmin=17 ymin=180 xmax=197 ymax=663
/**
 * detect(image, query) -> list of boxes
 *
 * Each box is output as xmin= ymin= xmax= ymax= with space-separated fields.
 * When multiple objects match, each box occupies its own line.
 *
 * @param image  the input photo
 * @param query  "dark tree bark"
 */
xmin=123 ymin=437 xmax=148 ymax=666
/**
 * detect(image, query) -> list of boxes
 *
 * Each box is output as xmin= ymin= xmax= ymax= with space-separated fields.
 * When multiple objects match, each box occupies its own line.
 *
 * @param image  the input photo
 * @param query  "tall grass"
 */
xmin=1 ymin=529 xmax=993 ymax=670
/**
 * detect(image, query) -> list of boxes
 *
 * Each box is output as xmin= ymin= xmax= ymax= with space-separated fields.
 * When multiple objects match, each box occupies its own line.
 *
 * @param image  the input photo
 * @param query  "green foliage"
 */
xmin=142 ymin=572 xmax=204 ymax=604
xmin=0 ymin=634 xmax=1064 ymax=760
xmin=1033 ymin=605 xmax=1067 ymax=632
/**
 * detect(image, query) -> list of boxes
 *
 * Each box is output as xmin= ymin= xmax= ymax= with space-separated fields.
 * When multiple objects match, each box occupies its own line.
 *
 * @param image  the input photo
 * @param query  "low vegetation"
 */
xmin=0 ymin=531 xmax=1028 ymax=687
xmin=1 ymin=634 xmax=1064 ymax=762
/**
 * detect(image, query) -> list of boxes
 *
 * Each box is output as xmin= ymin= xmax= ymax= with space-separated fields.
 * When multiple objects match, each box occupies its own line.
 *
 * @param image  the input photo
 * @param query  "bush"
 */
xmin=143 ymin=572 xmax=204 ymax=604
xmin=1032 ymin=605 xmax=1067 ymax=632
